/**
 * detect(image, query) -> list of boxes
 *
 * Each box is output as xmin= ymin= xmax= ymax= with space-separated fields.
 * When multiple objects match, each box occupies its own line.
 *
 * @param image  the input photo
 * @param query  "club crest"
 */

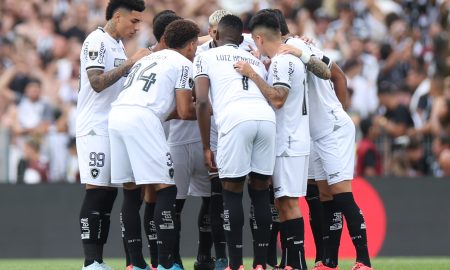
xmin=91 ymin=168 xmax=100 ymax=179
xmin=89 ymin=51 xmax=99 ymax=60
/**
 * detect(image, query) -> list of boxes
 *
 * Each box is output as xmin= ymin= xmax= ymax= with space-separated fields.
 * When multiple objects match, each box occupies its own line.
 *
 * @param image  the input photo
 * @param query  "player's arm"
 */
xmin=87 ymin=48 xmax=151 ymax=92
xmin=234 ymin=61 xmax=288 ymax=109
xmin=175 ymin=90 xmax=196 ymax=120
xmin=278 ymin=43 xmax=331 ymax=80
xmin=330 ymin=62 xmax=348 ymax=110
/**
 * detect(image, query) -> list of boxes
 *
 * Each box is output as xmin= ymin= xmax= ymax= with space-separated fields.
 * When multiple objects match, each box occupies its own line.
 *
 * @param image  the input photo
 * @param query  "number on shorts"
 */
xmin=166 ymin=152 xmax=173 ymax=167
xmin=89 ymin=152 xmax=105 ymax=167
xmin=242 ymin=76 xmax=249 ymax=90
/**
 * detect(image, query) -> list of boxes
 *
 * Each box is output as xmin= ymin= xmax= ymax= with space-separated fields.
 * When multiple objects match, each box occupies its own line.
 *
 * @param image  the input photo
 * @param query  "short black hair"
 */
xmin=164 ymin=20 xmax=200 ymax=49
xmin=153 ymin=13 xmax=182 ymax=42
xmin=248 ymin=12 xmax=280 ymax=33
xmin=255 ymin=9 xmax=289 ymax=36
xmin=218 ymin=14 xmax=243 ymax=38
xmin=105 ymin=0 xmax=145 ymax=20
xmin=152 ymin=10 xmax=176 ymax=25
xmin=360 ymin=117 xmax=373 ymax=138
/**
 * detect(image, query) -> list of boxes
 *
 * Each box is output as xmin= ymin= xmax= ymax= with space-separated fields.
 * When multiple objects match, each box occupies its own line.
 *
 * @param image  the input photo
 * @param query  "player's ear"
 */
xmin=215 ymin=29 xmax=220 ymax=41
xmin=238 ymin=35 xmax=244 ymax=45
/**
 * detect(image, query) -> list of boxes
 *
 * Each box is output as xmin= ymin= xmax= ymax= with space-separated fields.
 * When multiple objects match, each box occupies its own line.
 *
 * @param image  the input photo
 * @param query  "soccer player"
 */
xmin=140 ymin=11 xmax=183 ymax=270
xmin=195 ymin=15 xmax=276 ymax=270
xmin=108 ymin=19 xmax=199 ymax=270
xmin=234 ymin=12 xmax=310 ymax=270
xmin=269 ymin=10 xmax=372 ymax=270
xmin=76 ymin=0 xmax=149 ymax=269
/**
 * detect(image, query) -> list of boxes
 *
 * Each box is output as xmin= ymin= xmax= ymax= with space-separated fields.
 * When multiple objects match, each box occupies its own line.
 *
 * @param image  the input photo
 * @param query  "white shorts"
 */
xmin=170 ymin=142 xmax=210 ymax=199
xmin=308 ymin=140 xmax=316 ymax=179
xmin=217 ymin=120 xmax=276 ymax=178
xmin=272 ymin=156 xmax=309 ymax=199
xmin=77 ymin=135 xmax=115 ymax=187
xmin=108 ymin=106 xmax=175 ymax=186
xmin=313 ymin=121 xmax=356 ymax=185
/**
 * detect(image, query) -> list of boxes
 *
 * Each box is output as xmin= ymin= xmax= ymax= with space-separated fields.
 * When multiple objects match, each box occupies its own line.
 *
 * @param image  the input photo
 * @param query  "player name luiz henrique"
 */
xmin=216 ymin=55 xmax=260 ymax=66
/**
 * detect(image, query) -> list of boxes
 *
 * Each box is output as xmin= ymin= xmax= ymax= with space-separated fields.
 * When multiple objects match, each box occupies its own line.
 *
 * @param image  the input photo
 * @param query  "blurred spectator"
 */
xmin=356 ymin=117 xmax=382 ymax=177
xmin=375 ymin=82 xmax=414 ymax=139
xmin=344 ymin=58 xmax=378 ymax=119
xmin=431 ymin=133 xmax=450 ymax=177
xmin=439 ymin=149 xmax=450 ymax=177
xmin=17 ymin=137 xmax=49 ymax=184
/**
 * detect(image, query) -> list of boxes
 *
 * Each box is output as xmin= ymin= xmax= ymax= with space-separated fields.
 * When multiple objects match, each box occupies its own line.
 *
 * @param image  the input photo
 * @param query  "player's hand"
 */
xmin=129 ymin=48 xmax=152 ymax=64
xmin=248 ymin=45 xmax=261 ymax=59
xmin=234 ymin=61 xmax=254 ymax=77
xmin=300 ymin=35 xmax=316 ymax=46
xmin=278 ymin=44 xmax=302 ymax=58
xmin=203 ymin=148 xmax=217 ymax=172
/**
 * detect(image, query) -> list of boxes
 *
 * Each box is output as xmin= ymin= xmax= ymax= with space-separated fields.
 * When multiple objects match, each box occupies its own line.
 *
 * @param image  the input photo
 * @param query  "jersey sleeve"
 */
xmin=83 ymin=34 xmax=107 ymax=71
xmin=286 ymin=38 xmax=313 ymax=58
xmin=175 ymin=60 xmax=193 ymax=91
xmin=193 ymin=53 xmax=209 ymax=79
xmin=271 ymin=56 xmax=294 ymax=90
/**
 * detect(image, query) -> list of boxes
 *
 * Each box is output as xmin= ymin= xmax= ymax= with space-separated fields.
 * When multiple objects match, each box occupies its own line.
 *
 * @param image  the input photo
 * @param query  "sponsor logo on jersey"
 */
xmin=88 ymin=50 xmax=98 ymax=60
xmin=91 ymin=168 xmax=100 ymax=179
xmin=180 ymin=65 xmax=189 ymax=87
xmin=98 ymin=42 xmax=106 ymax=64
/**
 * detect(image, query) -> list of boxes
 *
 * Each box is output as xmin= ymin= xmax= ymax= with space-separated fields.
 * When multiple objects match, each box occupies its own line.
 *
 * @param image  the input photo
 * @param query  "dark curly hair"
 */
xmin=153 ymin=13 xmax=183 ymax=42
xmin=164 ymin=20 xmax=200 ymax=49
xmin=105 ymin=0 xmax=145 ymax=20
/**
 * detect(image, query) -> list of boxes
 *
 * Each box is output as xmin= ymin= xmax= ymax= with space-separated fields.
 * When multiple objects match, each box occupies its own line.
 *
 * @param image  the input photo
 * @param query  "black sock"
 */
xmin=154 ymin=186 xmax=177 ymax=269
xmin=120 ymin=212 xmax=131 ymax=266
xmin=198 ymin=197 xmax=213 ymax=259
xmin=322 ymin=200 xmax=343 ymax=268
xmin=210 ymin=177 xmax=227 ymax=259
xmin=144 ymin=202 xmax=158 ymax=268
xmin=267 ymin=186 xmax=279 ymax=267
xmin=248 ymin=185 xmax=271 ymax=268
xmin=306 ymin=184 xmax=324 ymax=263
xmin=279 ymin=223 xmax=286 ymax=268
xmin=281 ymin=218 xmax=307 ymax=270
xmin=174 ymin=198 xmax=185 ymax=266
xmin=222 ymin=188 xmax=244 ymax=270
xmin=122 ymin=188 xmax=146 ymax=269
xmin=334 ymin=192 xmax=371 ymax=267
xmin=80 ymin=189 xmax=110 ymax=266
xmin=99 ymin=189 xmax=118 ymax=245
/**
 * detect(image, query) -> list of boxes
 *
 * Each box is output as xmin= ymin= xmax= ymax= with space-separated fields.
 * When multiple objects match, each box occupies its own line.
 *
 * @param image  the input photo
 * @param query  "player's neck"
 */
xmin=266 ymin=42 xmax=281 ymax=59
xmin=104 ymin=21 xmax=120 ymax=41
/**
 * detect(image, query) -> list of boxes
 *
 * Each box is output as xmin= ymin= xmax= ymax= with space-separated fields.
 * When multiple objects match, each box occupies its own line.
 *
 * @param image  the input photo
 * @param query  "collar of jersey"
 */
xmin=97 ymin=27 xmax=120 ymax=44
xmin=224 ymin=43 xmax=239 ymax=49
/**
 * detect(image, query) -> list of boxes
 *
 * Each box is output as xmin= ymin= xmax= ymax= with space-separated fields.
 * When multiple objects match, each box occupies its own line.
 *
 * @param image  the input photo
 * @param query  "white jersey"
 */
xmin=285 ymin=37 xmax=343 ymax=140
xmin=77 ymin=27 xmax=128 ymax=137
xmin=268 ymin=54 xmax=309 ymax=156
xmin=194 ymin=44 xmax=275 ymax=134
xmin=112 ymin=49 xmax=193 ymax=121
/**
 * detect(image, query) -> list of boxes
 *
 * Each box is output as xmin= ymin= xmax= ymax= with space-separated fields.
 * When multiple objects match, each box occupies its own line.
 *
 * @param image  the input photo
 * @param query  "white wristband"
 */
xmin=299 ymin=51 xmax=311 ymax=64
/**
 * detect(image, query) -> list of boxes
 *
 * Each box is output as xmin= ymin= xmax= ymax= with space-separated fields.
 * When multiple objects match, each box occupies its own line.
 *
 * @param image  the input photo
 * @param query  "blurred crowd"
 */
xmin=0 ymin=0 xmax=449 ymax=183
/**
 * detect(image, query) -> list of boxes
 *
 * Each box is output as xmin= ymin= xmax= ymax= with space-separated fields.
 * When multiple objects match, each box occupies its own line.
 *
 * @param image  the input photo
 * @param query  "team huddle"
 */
xmin=76 ymin=1 xmax=372 ymax=270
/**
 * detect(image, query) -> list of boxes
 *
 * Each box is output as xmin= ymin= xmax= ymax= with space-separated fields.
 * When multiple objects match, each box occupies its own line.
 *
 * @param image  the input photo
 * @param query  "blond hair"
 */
xmin=208 ymin=9 xmax=232 ymax=26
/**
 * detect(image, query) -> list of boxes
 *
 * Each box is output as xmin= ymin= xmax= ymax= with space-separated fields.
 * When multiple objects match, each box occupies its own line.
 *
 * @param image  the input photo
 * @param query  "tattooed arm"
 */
xmin=305 ymin=56 xmax=331 ymax=80
xmin=87 ymin=48 xmax=151 ymax=93
xmin=278 ymin=44 xmax=331 ymax=80
xmin=234 ymin=61 xmax=288 ymax=109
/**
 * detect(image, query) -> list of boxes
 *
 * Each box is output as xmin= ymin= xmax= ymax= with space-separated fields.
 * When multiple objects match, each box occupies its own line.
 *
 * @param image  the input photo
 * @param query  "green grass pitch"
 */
xmin=0 ymin=258 xmax=449 ymax=270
